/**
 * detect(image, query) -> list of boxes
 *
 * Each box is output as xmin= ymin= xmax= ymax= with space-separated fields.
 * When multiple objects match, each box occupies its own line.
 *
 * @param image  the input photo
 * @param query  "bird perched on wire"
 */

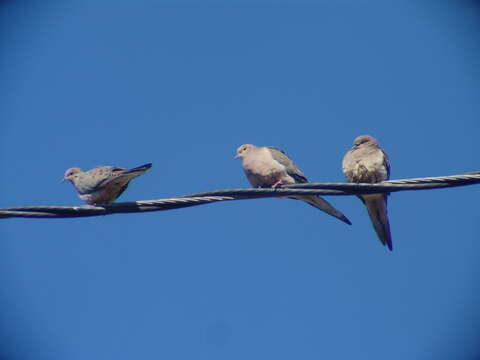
xmin=63 ymin=163 xmax=152 ymax=205
xmin=235 ymin=144 xmax=351 ymax=225
xmin=342 ymin=135 xmax=392 ymax=250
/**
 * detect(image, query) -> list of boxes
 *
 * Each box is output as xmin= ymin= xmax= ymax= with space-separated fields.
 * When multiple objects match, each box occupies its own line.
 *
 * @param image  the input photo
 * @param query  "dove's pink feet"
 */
xmin=272 ymin=180 xmax=285 ymax=189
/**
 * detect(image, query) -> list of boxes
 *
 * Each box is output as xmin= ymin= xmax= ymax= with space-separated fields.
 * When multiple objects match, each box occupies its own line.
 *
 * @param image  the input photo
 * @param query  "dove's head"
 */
xmin=353 ymin=135 xmax=379 ymax=148
xmin=235 ymin=144 xmax=256 ymax=159
xmin=63 ymin=167 xmax=82 ymax=183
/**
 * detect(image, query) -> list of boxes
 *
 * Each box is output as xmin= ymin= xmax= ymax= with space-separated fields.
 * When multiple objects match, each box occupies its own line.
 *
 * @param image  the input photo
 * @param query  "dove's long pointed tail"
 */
xmin=127 ymin=163 xmax=152 ymax=174
xmin=116 ymin=163 xmax=152 ymax=184
xmin=362 ymin=194 xmax=392 ymax=251
xmin=290 ymin=195 xmax=352 ymax=225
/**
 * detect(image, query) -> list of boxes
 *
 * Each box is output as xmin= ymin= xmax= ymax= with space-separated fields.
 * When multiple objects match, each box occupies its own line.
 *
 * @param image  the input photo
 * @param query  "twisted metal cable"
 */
xmin=184 ymin=171 xmax=480 ymax=198
xmin=0 ymin=196 xmax=235 ymax=219
xmin=1 ymin=171 xmax=479 ymax=219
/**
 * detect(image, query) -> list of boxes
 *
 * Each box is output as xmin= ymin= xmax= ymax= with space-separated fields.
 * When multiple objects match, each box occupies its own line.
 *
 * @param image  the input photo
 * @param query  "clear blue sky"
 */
xmin=1 ymin=1 xmax=479 ymax=359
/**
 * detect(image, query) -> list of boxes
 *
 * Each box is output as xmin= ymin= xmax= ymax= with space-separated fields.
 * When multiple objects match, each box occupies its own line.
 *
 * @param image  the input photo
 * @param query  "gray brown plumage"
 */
xmin=63 ymin=163 xmax=152 ymax=205
xmin=235 ymin=144 xmax=351 ymax=225
xmin=342 ymin=135 xmax=392 ymax=250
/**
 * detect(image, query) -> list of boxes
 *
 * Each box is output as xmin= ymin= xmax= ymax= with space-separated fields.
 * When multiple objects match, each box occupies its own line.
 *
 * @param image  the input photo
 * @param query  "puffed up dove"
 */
xmin=63 ymin=163 xmax=152 ymax=205
xmin=342 ymin=135 xmax=392 ymax=250
xmin=235 ymin=144 xmax=351 ymax=225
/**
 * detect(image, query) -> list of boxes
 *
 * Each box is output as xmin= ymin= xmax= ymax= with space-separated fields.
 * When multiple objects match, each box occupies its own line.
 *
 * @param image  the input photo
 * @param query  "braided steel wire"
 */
xmin=1 ymin=171 xmax=479 ymax=219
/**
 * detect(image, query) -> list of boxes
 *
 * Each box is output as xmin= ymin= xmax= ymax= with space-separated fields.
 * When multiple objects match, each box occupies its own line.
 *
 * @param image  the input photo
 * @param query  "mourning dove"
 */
xmin=235 ymin=144 xmax=351 ymax=225
xmin=342 ymin=135 xmax=392 ymax=250
xmin=63 ymin=163 xmax=152 ymax=205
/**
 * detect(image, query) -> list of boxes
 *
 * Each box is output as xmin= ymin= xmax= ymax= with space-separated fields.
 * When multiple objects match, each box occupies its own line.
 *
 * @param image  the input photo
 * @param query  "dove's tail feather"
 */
xmin=113 ymin=163 xmax=152 ymax=185
xmin=127 ymin=163 xmax=153 ymax=174
xmin=290 ymin=195 xmax=352 ymax=225
xmin=362 ymin=194 xmax=393 ymax=251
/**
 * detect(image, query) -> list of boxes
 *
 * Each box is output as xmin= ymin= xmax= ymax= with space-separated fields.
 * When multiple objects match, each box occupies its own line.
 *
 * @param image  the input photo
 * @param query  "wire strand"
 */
xmin=1 ymin=171 xmax=479 ymax=219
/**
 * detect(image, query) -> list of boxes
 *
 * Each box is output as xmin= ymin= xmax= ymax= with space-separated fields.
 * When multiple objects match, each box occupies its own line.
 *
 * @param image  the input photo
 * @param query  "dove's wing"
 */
xmin=266 ymin=147 xmax=308 ymax=183
xmin=73 ymin=166 xmax=121 ymax=194
xmin=79 ymin=163 xmax=152 ymax=194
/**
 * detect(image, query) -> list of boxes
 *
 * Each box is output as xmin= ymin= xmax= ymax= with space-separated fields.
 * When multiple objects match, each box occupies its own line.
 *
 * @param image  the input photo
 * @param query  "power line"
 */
xmin=1 ymin=171 xmax=479 ymax=219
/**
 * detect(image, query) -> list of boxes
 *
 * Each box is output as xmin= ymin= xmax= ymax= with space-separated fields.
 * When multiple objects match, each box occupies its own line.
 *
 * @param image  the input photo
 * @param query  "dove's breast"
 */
xmin=242 ymin=148 xmax=289 ymax=187
xmin=343 ymin=147 xmax=387 ymax=183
